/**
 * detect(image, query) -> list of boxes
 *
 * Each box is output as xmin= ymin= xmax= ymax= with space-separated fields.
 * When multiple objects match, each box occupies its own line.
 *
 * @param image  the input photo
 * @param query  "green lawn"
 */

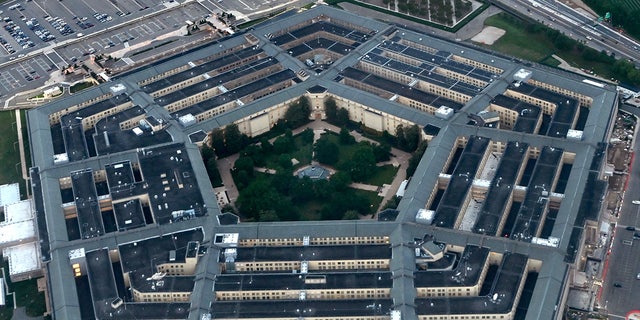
xmin=362 ymin=165 xmax=398 ymax=186
xmin=70 ymin=81 xmax=95 ymax=94
xmin=483 ymin=14 xmax=556 ymax=62
xmin=483 ymin=13 xmax=623 ymax=82
xmin=352 ymin=189 xmax=383 ymax=215
xmin=0 ymin=111 xmax=28 ymax=195
xmin=0 ymin=259 xmax=46 ymax=319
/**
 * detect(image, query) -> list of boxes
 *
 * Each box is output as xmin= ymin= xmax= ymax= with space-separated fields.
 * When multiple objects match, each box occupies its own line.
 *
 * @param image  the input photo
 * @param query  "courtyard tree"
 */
xmin=300 ymin=128 xmax=315 ymax=144
xmin=224 ymin=124 xmax=247 ymax=154
xmin=346 ymin=146 xmax=376 ymax=182
xmin=315 ymin=136 xmax=339 ymax=165
xmin=324 ymin=97 xmax=338 ymax=121
xmin=343 ymin=210 xmax=360 ymax=220
xmin=284 ymin=96 xmax=311 ymax=128
xmin=209 ymin=128 xmax=226 ymax=157
xmin=339 ymin=127 xmax=356 ymax=145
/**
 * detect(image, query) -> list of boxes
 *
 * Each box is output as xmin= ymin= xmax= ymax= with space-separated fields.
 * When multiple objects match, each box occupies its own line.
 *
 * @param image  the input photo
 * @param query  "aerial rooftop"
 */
xmin=26 ymin=5 xmax=618 ymax=320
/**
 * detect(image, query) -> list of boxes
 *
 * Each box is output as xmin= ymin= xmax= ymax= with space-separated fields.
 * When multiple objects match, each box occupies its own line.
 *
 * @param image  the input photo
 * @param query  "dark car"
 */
xmin=634 ymin=232 xmax=640 ymax=239
xmin=614 ymin=283 xmax=622 ymax=288
xmin=626 ymin=226 xmax=636 ymax=231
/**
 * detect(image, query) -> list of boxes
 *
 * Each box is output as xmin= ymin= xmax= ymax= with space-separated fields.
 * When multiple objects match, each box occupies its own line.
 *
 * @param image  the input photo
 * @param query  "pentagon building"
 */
xmin=26 ymin=5 xmax=617 ymax=320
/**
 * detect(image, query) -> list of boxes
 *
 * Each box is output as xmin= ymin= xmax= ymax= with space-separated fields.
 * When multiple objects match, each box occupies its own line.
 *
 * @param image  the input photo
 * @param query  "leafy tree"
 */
xmin=339 ymin=127 xmax=356 ymax=145
xmin=404 ymin=124 xmax=421 ymax=152
xmin=335 ymin=108 xmax=350 ymax=127
xmin=284 ymin=96 xmax=311 ymax=128
xmin=329 ymin=171 xmax=351 ymax=191
xmin=206 ymin=157 xmax=222 ymax=186
xmin=325 ymin=97 xmax=338 ymax=121
xmin=273 ymin=135 xmax=294 ymax=154
xmin=241 ymin=144 xmax=265 ymax=167
xmin=373 ymin=143 xmax=391 ymax=162
xmin=209 ymin=128 xmax=226 ymax=157
xmin=259 ymin=210 xmax=280 ymax=222
xmin=233 ymin=156 xmax=254 ymax=176
xmin=343 ymin=210 xmax=360 ymax=220
xmin=314 ymin=137 xmax=339 ymax=165
xmin=278 ymin=154 xmax=292 ymax=170
xmin=313 ymin=179 xmax=333 ymax=199
xmin=236 ymin=178 xmax=277 ymax=219
xmin=259 ymin=137 xmax=273 ymax=154
xmin=292 ymin=176 xmax=315 ymax=203
xmin=300 ymin=128 xmax=315 ymax=144
xmin=382 ymin=195 xmax=402 ymax=210
xmin=406 ymin=141 xmax=428 ymax=178
xmin=224 ymin=124 xmax=246 ymax=154
xmin=347 ymin=146 xmax=376 ymax=181
xmin=272 ymin=170 xmax=295 ymax=195
xmin=201 ymin=145 xmax=215 ymax=163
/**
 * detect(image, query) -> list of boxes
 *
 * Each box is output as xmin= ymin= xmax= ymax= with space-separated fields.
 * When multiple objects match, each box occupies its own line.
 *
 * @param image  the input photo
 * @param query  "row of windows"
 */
xmin=137 ymin=44 xmax=249 ymax=86
xmin=450 ymin=54 xmax=504 ymax=75
xmin=239 ymin=236 xmax=390 ymax=247
xmin=216 ymin=289 xmax=390 ymax=301
xmin=506 ymin=90 xmax=556 ymax=115
xmin=48 ymin=93 xmax=113 ymax=125
xmin=529 ymin=79 xmax=592 ymax=107
xmin=138 ymin=65 xmax=190 ymax=86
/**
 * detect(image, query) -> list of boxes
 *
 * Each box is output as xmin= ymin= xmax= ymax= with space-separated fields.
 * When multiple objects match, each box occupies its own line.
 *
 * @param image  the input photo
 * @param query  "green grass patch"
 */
xmin=483 ymin=13 xmax=555 ymax=62
xmin=539 ymin=55 xmax=561 ymax=67
xmin=352 ymin=189 xmax=383 ymax=215
xmin=0 ymin=112 xmax=25 ymax=193
xmin=363 ymin=164 xmax=398 ymax=186
xmin=0 ymin=259 xmax=46 ymax=318
xmin=70 ymin=81 xmax=95 ymax=94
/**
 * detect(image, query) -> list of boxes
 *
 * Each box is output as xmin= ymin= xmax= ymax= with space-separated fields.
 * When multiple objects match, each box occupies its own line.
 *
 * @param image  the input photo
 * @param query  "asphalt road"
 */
xmin=600 ymin=105 xmax=640 ymax=318
xmin=493 ymin=0 xmax=640 ymax=64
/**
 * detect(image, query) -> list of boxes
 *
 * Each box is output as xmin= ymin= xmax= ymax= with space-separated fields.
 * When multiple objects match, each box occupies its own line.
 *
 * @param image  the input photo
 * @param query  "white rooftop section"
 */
xmin=4 ymin=199 xmax=33 ymax=223
xmin=214 ymin=233 xmax=239 ymax=247
xmin=0 ymin=183 xmax=20 ymax=207
xmin=415 ymin=209 xmax=435 ymax=225
xmin=68 ymin=247 xmax=86 ymax=260
xmin=178 ymin=114 xmax=197 ymax=126
xmin=531 ymin=237 xmax=560 ymax=248
xmin=3 ymin=242 xmax=40 ymax=276
xmin=479 ymin=152 xmax=500 ymax=181
xmin=513 ymin=68 xmax=532 ymax=82
xmin=435 ymin=106 xmax=454 ymax=120
xmin=567 ymin=129 xmax=583 ymax=141
xmin=0 ymin=220 xmax=35 ymax=244
xmin=459 ymin=198 xmax=483 ymax=232
xmin=110 ymin=83 xmax=126 ymax=94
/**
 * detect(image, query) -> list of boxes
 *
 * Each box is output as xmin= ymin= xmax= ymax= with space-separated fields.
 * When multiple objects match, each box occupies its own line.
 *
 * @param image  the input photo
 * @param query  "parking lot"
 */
xmin=0 ymin=0 xmax=214 ymax=103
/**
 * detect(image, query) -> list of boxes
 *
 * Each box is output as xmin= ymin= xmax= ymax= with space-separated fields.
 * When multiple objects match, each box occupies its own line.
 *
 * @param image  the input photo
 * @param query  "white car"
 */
xmin=632 ymin=200 xmax=640 ymax=205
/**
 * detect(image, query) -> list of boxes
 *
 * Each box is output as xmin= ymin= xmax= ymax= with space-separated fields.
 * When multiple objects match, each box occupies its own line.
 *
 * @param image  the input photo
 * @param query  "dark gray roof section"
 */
xmin=109 ymin=303 xmax=191 ymax=319
xmin=210 ymin=299 xmax=393 ymax=318
xmin=491 ymin=95 xmax=542 ymax=134
xmin=131 ymin=275 xmax=196 ymax=293
xmin=155 ymin=57 xmax=279 ymax=106
xmin=61 ymin=94 xmax=131 ymax=162
xmin=112 ymin=199 xmax=146 ymax=231
xmin=188 ymin=130 xmax=207 ymax=144
xmin=141 ymin=47 xmax=267 ymax=94
xmin=118 ymin=228 xmax=204 ymax=274
xmin=172 ymin=69 xmax=298 ymax=120
xmin=93 ymin=106 xmax=173 ymax=155
xmin=414 ymin=245 xmax=489 ymax=287
xmin=137 ymin=143 xmax=205 ymax=224
xmin=86 ymin=249 xmax=120 ymax=319
xmin=230 ymin=244 xmax=391 ymax=263
xmin=215 ymin=272 xmax=393 ymax=291
xmin=71 ymin=168 xmax=105 ymax=239
xmin=341 ymin=67 xmax=464 ymax=111
xmin=415 ymin=252 xmax=528 ymax=315
xmin=510 ymin=146 xmax=563 ymax=241
xmin=29 ymin=167 xmax=50 ymax=262
xmin=433 ymin=135 xmax=490 ymax=228
xmin=473 ymin=141 xmax=529 ymax=235
xmin=510 ymin=82 xmax=579 ymax=138
xmin=105 ymin=161 xmax=135 ymax=190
